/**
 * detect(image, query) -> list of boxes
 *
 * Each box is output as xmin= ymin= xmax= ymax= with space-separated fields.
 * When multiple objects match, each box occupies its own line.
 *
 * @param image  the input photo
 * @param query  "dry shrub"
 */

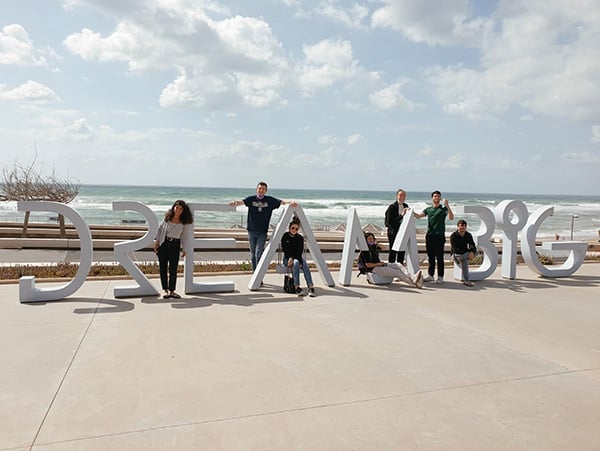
xmin=0 ymin=260 xmax=342 ymax=281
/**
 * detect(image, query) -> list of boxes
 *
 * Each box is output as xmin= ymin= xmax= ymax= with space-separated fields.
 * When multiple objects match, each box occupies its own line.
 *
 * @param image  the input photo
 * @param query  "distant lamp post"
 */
xmin=570 ymin=214 xmax=579 ymax=240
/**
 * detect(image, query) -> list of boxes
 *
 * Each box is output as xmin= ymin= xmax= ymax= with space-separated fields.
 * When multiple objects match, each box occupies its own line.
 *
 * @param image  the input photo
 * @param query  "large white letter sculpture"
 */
xmin=521 ymin=205 xmax=587 ymax=277
xmin=18 ymin=201 xmax=92 ymax=303
xmin=112 ymin=201 xmax=159 ymax=298
xmin=390 ymin=208 xmax=420 ymax=274
xmin=14 ymin=199 xmax=588 ymax=303
xmin=184 ymin=203 xmax=237 ymax=294
xmin=339 ymin=208 xmax=369 ymax=286
xmin=452 ymin=206 xmax=499 ymax=281
xmin=494 ymin=200 xmax=529 ymax=279
xmin=249 ymin=205 xmax=334 ymax=290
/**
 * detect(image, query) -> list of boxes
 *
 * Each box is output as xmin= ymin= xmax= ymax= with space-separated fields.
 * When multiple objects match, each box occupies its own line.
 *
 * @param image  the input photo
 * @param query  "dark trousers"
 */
xmin=387 ymin=229 xmax=405 ymax=264
xmin=158 ymin=238 xmax=181 ymax=291
xmin=425 ymin=234 xmax=446 ymax=278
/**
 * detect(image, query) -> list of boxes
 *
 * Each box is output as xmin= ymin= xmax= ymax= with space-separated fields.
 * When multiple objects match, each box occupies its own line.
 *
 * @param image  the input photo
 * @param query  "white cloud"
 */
xmin=473 ymin=155 xmax=517 ymax=170
xmin=318 ymin=146 xmax=346 ymax=168
xmin=278 ymin=0 xmax=300 ymax=7
xmin=369 ymin=81 xmax=413 ymax=110
xmin=64 ymin=23 xmax=186 ymax=72
xmin=297 ymin=39 xmax=363 ymax=92
xmin=159 ymin=72 xmax=236 ymax=110
xmin=318 ymin=134 xmax=337 ymax=145
xmin=418 ymin=143 xmax=434 ymax=156
xmin=0 ymin=24 xmax=52 ymax=66
xmin=280 ymin=0 xmax=370 ymax=29
xmin=64 ymin=3 xmax=289 ymax=109
xmin=314 ymin=2 xmax=370 ymax=29
xmin=435 ymin=153 xmax=464 ymax=170
xmin=194 ymin=139 xmax=275 ymax=164
xmin=592 ymin=125 xmax=600 ymax=144
xmin=294 ymin=145 xmax=346 ymax=168
xmin=561 ymin=151 xmax=600 ymax=164
xmin=371 ymin=0 xmax=492 ymax=47
xmin=427 ymin=0 xmax=600 ymax=123
xmin=213 ymin=15 xmax=283 ymax=62
xmin=191 ymin=137 xmax=346 ymax=170
xmin=0 ymin=80 xmax=60 ymax=104
xmin=63 ymin=3 xmax=376 ymax=108
xmin=303 ymin=38 xmax=353 ymax=66
xmin=347 ymin=133 xmax=364 ymax=145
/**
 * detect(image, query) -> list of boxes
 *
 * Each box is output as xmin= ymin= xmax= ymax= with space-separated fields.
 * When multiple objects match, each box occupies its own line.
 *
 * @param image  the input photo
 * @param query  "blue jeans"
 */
xmin=453 ymin=252 xmax=471 ymax=282
xmin=291 ymin=258 xmax=314 ymax=287
xmin=248 ymin=231 xmax=267 ymax=271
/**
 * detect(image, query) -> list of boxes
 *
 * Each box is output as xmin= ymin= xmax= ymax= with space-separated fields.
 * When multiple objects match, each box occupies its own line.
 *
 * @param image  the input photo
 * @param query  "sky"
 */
xmin=1 ymin=0 xmax=599 ymax=195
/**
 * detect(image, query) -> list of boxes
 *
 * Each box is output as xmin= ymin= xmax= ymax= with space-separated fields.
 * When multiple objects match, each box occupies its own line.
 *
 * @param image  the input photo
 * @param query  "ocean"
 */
xmin=1 ymin=185 xmax=599 ymax=240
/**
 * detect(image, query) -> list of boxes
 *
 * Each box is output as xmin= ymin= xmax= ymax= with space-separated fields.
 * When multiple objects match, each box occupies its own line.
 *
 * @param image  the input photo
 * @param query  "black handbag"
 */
xmin=283 ymin=273 xmax=295 ymax=293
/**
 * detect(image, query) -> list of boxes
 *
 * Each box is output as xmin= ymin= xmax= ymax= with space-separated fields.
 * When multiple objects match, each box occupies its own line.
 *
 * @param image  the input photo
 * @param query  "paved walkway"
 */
xmin=2 ymin=264 xmax=600 ymax=450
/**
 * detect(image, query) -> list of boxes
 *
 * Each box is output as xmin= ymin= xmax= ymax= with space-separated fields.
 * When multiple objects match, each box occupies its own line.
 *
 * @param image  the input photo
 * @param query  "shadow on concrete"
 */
xmin=22 ymin=297 xmax=136 ymax=314
xmin=474 ymin=274 xmax=600 ymax=292
xmin=464 ymin=278 xmax=558 ymax=293
xmin=146 ymin=284 xmax=373 ymax=309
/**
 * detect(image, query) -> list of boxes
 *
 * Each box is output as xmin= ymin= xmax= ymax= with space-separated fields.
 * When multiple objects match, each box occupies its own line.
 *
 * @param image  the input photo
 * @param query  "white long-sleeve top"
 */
xmin=155 ymin=220 xmax=193 ymax=250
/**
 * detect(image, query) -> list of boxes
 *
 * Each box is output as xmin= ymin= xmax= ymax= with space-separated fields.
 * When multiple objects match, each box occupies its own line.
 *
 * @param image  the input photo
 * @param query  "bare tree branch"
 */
xmin=1 ymin=149 xmax=80 ymax=237
xmin=1 ymin=150 xmax=79 ymax=203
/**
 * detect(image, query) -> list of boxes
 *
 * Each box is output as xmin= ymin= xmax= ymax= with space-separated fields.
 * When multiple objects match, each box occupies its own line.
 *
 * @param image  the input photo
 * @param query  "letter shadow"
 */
xmin=23 ymin=297 xmax=135 ymax=314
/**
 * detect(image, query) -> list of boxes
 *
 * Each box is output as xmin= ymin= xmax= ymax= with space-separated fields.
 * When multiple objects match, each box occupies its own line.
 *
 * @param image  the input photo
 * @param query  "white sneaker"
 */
xmin=423 ymin=274 xmax=434 ymax=282
xmin=436 ymin=277 xmax=444 ymax=284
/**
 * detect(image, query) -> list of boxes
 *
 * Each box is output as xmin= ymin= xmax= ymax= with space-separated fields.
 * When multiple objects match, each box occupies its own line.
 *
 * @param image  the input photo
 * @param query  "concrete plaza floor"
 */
xmin=1 ymin=264 xmax=600 ymax=450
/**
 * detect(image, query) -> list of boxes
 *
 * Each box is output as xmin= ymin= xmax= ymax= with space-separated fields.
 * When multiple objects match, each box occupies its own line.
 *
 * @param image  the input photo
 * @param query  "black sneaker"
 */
xmin=295 ymin=286 xmax=303 ymax=295
xmin=308 ymin=287 xmax=316 ymax=297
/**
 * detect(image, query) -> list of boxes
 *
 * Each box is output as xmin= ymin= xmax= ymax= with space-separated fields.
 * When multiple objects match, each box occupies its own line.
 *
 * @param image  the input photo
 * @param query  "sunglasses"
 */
xmin=290 ymin=226 xmax=299 ymax=231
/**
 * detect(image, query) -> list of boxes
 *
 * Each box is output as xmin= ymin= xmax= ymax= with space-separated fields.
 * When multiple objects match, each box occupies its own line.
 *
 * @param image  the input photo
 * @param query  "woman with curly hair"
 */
xmin=153 ymin=200 xmax=193 ymax=299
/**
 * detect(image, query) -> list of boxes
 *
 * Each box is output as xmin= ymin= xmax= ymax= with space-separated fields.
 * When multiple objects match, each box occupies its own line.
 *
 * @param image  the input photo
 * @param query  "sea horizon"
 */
xmin=79 ymin=182 xmax=597 ymax=199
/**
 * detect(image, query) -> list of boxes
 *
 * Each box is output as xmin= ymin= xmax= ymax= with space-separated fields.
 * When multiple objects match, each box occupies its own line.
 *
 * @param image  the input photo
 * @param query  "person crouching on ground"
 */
xmin=450 ymin=219 xmax=477 ymax=287
xmin=153 ymin=200 xmax=193 ymax=299
xmin=281 ymin=217 xmax=316 ymax=297
xmin=358 ymin=232 xmax=423 ymax=288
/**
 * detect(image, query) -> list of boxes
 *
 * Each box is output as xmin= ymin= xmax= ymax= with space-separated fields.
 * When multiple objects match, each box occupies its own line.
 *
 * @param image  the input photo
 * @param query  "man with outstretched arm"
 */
xmin=230 ymin=181 xmax=297 ymax=271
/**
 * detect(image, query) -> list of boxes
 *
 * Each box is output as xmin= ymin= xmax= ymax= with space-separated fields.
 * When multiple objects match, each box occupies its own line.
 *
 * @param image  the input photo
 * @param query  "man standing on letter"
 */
xmin=385 ymin=188 xmax=409 ymax=264
xmin=230 ymin=182 xmax=296 ymax=271
xmin=415 ymin=190 xmax=454 ymax=284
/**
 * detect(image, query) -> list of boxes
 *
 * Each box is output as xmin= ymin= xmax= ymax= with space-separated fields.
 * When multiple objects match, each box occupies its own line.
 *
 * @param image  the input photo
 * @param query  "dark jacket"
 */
xmin=385 ymin=201 xmax=409 ymax=239
xmin=357 ymin=245 xmax=382 ymax=275
xmin=450 ymin=230 xmax=477 ymax=255
xmin=281 ymin=231 xmax=304 ymax=262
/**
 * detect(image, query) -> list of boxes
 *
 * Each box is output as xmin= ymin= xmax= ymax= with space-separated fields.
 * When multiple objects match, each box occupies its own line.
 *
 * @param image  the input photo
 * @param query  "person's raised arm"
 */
xmin=444 ymin=199 xmax=454 ymax=221
xmin=229 ymin=199 xmax=244 ymax=207
xmin=281 ymin=199 xmax=298 ymax=207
